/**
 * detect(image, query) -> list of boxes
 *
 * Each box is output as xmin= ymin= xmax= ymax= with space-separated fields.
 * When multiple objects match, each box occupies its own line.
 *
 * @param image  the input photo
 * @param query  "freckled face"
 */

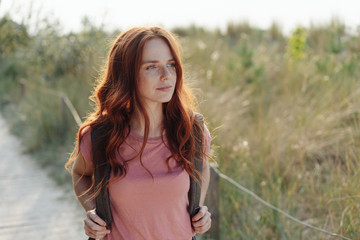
xmin=137 ymin=38 xmax=177 ymax=107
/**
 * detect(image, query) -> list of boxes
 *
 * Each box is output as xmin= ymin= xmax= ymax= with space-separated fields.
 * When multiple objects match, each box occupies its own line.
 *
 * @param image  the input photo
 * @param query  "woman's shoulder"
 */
xmin=81 ymin=125 xmax=91 ymax=136
xmin=194 ymin=112 xmax=210 ymax=135
xmin=79 ymin=126 xmax=93 ymax=163
xmin=193 ymin=112 xmax=211 ymax=153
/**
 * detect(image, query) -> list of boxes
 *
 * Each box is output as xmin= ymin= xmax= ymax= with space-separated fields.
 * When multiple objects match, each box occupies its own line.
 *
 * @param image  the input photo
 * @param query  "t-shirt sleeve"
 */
xmin=79 ymin=127 xmax=93 ymax=164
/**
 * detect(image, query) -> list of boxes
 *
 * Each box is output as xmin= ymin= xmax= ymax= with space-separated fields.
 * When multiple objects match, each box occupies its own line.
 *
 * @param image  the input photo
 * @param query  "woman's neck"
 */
xmin=131 ymin=104 xmax=164 ymax=138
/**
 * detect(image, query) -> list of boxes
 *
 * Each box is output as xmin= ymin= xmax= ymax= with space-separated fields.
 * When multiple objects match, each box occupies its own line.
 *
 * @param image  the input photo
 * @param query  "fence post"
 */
xmin=19 ymin=79 xmax=25 ymax=97
xmin=204 ymin=162 xmax=220 ymax=240
xmin=61 ymin=95 xmax=65 ymax=122
xmin=60 ymin=94 xmax=67 ymax=138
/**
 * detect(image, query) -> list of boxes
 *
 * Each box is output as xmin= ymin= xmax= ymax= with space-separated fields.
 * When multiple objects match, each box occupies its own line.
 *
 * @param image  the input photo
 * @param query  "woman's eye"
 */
xmin=168 ymin=62 xmax=176 ymax=68
xmin=146 ymin=65 xmax=156 ymax=70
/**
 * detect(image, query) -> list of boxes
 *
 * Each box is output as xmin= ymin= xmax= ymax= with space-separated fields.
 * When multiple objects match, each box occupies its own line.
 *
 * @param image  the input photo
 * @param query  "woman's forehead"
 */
xmin=142 ymin=38 xmax=174 ymax=62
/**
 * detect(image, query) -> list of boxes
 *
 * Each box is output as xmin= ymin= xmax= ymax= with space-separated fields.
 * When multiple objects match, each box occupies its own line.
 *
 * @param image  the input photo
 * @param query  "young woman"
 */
xmin=66 ymin=26 xmax=212 ymax=240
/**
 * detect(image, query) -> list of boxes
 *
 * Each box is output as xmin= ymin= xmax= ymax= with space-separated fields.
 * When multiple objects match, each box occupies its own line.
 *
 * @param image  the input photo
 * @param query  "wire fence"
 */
xmin=211 ymin=165 xmax=351 ymax=240
xmin=18 ymin=80 xmax=352 ymax=240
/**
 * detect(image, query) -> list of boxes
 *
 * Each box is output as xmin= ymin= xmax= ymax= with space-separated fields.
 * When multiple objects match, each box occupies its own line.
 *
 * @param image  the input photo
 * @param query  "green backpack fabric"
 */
xmin=88 ymin=113 xmax=204 ymax=240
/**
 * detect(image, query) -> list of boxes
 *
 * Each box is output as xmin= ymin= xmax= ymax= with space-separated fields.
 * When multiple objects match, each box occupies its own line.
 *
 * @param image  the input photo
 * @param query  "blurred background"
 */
xmin=1 ymin=0 xmax=360 ymax=239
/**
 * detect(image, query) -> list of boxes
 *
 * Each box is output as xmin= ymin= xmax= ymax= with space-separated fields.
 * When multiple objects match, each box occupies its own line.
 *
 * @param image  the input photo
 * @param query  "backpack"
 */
xmin=88 ymin=113 xmax=204 ymax=240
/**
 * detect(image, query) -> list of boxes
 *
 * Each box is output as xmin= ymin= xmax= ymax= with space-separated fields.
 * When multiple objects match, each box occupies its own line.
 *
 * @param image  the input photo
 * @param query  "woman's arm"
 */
xmin=200 ymin=159 xmax=210 ymax=206
xmin=72 ymin=152 xmax=110 ymax=238
xmin=72 ymin=152 xmax=95 ymax=211
xmin=192 ymin=157 xmax=212 ymax=234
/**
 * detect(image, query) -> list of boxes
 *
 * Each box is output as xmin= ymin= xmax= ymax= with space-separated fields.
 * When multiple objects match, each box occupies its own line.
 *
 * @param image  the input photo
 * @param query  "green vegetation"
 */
xmin=1 ymin=8 xmax=360 ymax=240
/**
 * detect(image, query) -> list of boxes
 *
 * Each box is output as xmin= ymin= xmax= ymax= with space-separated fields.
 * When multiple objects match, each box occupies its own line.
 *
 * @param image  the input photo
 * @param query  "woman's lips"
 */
xmin=156 ymin=86 xmax=172 ymax=91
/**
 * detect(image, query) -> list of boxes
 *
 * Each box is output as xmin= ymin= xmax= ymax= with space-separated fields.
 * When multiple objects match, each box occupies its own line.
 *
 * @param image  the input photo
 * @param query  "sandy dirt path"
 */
xmin=0 ymin=115 xmax=87 ymax=239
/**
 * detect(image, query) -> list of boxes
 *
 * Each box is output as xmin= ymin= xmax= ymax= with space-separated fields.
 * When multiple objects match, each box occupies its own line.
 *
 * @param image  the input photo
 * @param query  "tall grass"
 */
xmin=0 ymin=14 xmax=110 ymax=185
xmin=185 ymin=21 xmax=360 ymax=239
xmin=1 ymin=9 xmax=359 ymax=239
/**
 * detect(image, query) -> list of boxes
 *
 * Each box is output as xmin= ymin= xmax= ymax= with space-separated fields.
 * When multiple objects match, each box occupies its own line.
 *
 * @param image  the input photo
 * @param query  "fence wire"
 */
xmin=211 ymin=166 xmax=351 ymax=240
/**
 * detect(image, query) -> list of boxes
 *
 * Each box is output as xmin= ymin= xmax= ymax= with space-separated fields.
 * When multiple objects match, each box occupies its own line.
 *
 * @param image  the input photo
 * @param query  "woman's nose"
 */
xmin=160 ymin=66 xmax=172 ymax=80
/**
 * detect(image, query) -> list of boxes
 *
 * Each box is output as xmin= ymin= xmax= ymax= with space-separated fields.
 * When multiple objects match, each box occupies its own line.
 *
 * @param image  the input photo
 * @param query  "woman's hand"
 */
xmin=191 ymin=206 xmax=212 ymax=234
xmin=84 ymin=209 xmax=110 ymax=239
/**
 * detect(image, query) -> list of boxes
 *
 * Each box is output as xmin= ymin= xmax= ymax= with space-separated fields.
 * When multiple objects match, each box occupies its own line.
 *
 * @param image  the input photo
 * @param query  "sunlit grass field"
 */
xmin=1 ymin=12 xmax=359 ymax=239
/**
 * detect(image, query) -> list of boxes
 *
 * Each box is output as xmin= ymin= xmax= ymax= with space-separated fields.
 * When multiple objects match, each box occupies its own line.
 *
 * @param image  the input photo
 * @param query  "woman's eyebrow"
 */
xmin=142 ymin=58 xmax=175 ymax=64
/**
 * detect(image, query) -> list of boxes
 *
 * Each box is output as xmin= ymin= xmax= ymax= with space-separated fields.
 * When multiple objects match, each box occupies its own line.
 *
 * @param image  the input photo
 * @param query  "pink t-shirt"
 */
xmin=80 ymin=125 xmax=211 ymax=240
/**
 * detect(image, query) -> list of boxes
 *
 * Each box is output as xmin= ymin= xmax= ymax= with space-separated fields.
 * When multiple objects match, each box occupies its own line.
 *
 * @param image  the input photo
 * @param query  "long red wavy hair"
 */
xmin=65 ymin=26 xmax=205 ymax=195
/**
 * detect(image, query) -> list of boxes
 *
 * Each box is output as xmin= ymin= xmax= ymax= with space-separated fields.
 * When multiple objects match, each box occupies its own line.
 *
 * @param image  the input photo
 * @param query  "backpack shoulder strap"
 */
xmin=90 ymin=125 xmax=113 ymax=238
xmin=89 ymin=115 xmax=205 ymax=239
xmin=188 ymin=113 xmax=205 ymax=220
